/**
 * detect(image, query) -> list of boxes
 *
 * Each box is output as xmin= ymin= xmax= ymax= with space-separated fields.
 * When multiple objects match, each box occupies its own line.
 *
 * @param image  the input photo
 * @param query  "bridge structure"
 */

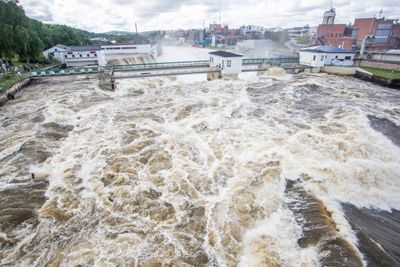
xmin=31 ymin=57 xmax=300 ymax=79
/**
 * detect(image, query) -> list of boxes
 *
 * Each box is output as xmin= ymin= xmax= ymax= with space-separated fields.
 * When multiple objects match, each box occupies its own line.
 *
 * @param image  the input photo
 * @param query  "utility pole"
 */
xmin=135 ymin=22 xmax=138 ymax=43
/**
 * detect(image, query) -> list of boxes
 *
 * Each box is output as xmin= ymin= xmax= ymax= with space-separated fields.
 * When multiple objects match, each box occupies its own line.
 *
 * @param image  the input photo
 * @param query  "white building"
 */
xmin=236 ymin=39 xmax=273 ymax=49
xmin=62 ymin=46 xmax=106 ymax=67
xmin=239 ymin=25 xmax=265 ymax=35
xmin=287 ymin=25 xmax=315 ymax=39
xmin=299 ymin=45 xmax=355 ymax=67
xmin=178 ymin=38 xmax=185 ymax=44
xmin=209 ymin=51 xmax=243 ymax=75
xmin=56 ymin=44 xmax=156 ymax=67
xmin=43 ymin=44 xmax=69 ymax=62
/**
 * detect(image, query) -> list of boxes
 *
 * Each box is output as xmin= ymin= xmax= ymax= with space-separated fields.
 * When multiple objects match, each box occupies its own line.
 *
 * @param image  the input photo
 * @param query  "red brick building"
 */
xmin=317 ymin=24 xmax=355 ymax=50
xmin=353 ymin=18 xmax=397 ymax=49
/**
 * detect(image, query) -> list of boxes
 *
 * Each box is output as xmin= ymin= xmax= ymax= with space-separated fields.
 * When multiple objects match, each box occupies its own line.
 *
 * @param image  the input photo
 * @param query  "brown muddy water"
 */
xmin=0 ymin=73 xmax=400 ymax=266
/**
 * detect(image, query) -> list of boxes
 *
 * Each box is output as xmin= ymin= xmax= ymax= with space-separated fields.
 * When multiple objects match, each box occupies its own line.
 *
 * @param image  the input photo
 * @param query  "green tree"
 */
xmin=0 ymin=0 xmax=92 ymax=62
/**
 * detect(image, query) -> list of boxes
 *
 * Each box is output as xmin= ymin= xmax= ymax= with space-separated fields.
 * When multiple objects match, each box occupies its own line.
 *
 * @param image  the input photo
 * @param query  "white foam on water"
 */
xmin=239 ymin=208 xmax=320 ymax=267
xmin=1 ymin=60 xmax=400 ymax=266
xmin=0 ymin=142 xmax=23 ymax=161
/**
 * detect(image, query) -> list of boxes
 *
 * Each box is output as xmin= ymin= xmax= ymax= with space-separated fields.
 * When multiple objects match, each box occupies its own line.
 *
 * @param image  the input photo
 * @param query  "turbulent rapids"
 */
xmin=1 ymin=64 xmax=400 ymax=266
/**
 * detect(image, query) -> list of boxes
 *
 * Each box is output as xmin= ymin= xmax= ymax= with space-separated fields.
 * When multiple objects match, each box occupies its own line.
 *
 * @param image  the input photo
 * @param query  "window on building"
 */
xmin=345 ymin=56 xmax=351 ymax=60
xmin=64 ymin=55 xmax=67 ymax=58
xmin=80 ymin=54 xmax=82 ymax=57
xmin=320 ymin=55 xmax=324 ymax=61
xmin=227 ymin=60 xmax=231 ymax=67
xmin=313 ymin=55 xmax=316 ymax=61
xmin=72 ymin=55 xmax=75 ymax=58
xmin=87 ymin=54 xmax=90 ymax=57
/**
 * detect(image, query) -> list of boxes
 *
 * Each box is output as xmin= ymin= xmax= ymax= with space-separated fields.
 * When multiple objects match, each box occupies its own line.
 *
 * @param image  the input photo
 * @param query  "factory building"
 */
xmin=63 ymin=46 xmax=106 ymax=67
xmin=45 ymin=44 xmax=156 ymax=67
xmin=353 ymin=18 xmax=400 ymax=49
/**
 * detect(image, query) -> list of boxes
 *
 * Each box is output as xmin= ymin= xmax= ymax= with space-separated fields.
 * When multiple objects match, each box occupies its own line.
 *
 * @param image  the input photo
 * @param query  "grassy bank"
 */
xmin=0 ymin=74 xmax=29 ymax=94
xmin=362 ymin=67 xmax=400 ymax=79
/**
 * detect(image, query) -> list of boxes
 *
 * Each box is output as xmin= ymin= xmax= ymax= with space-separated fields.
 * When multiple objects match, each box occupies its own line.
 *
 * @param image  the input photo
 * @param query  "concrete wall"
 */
xmin=322 ymin=66 xmax=357 ymax=75
xmin=354 ymin=69 xmax=400 ymax=88
xmin=0 ymin=78 xmax=31 ymax=107
xmin=354 ymin=59 xmax=400 ymax=71
xmin=363 ymin=52 xmax=400 ymax=62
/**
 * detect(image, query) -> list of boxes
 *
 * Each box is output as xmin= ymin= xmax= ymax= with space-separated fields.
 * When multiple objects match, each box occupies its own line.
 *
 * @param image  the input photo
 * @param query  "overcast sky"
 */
xmin=19 ymin=0 xmax=400 ymax=33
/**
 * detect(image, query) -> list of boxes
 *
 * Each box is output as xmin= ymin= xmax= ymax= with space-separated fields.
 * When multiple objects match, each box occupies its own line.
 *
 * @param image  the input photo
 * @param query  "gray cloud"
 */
xmin=19 ymin=0 xmax=400 ymax=32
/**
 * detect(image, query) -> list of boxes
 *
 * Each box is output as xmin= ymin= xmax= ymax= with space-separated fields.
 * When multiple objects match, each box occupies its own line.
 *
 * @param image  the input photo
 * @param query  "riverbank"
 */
xmin=354 ymin=68 xmax=400 ymax=89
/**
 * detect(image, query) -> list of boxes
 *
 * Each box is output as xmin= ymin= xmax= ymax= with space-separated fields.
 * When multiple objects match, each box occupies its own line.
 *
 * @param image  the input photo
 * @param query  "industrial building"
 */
xmin=315 ymin=5 xmax=400 ymax=50
xmin=353 ymin=18 xmax=400 ymax=49
xmin=63 ymin=46 xmax=105 ymax=67
xmin=44 ymin=44 xmax=157 ymax=67
xmin=299 ymin=45 xmax=355 ymax=67
xmin=317 ymin=24 xmax=354 ymax=50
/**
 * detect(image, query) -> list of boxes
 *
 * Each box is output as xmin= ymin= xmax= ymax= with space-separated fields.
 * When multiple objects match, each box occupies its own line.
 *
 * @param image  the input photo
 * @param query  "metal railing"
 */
xmin=31 ymin=66 xmax=101 ymax=76
xmin=31 ymin=60 xmax=211 ymax=76
xmin=0 ymin=73 xmax=31 ymax=94
xmin=30 ymin=57 xmax=300 ymax=77
xmin=105 ymin=60 xmax=210 ymax=71
xmin=242 ymin=57 xmax=299 ymax=65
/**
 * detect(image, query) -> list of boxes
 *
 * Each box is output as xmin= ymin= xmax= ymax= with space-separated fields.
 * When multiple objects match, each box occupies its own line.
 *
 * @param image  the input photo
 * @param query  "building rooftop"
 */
xmin=300 ymin=45 xmax=354 ymax=54
xmin=209 ymin=51 xmax=243 ymax=57
xmin=70 ymin=45 xmax=101 ymax=51
xmin=55 ymin=44 xmax=69 ymax=50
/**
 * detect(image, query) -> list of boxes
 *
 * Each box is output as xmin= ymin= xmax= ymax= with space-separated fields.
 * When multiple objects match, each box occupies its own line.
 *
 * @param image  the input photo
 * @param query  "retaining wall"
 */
xmin=354 ymin=70 xmax=400 ymax=89
xmin=354 ymin=59 xmax=400 ymax=72
xmin=0 ymin=78 xmax=31 ymax=107
xmin=322 ymin=66 xmax=357 ymax=75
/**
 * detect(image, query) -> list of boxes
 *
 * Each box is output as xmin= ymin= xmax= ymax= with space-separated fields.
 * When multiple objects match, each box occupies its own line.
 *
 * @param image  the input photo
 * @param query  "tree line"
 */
xmin=0 ymin=0 xmax=90 ymax=63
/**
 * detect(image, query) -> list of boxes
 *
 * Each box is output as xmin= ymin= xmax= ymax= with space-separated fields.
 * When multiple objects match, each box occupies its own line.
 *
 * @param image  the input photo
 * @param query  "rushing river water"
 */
xmin=1 ymin=47 xmax=400 ymax=266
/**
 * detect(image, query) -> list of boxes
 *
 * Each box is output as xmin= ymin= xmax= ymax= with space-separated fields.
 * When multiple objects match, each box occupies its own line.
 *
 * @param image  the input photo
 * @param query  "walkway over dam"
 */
xmin=31 ymin=57 xmax=301 ymax=79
